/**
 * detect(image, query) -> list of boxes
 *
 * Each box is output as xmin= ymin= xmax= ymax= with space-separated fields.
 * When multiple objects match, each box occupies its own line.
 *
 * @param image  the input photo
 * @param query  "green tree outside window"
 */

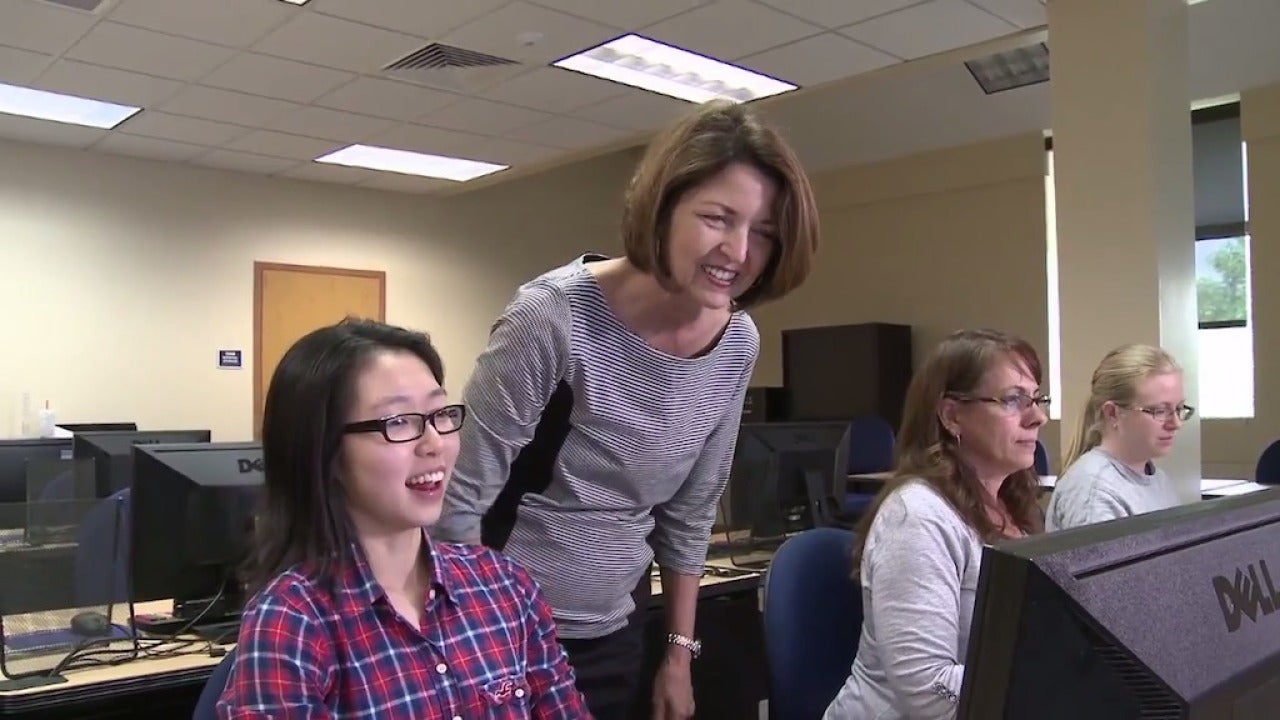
xmin=1196 ymin=236 xmax=1248 ymax=325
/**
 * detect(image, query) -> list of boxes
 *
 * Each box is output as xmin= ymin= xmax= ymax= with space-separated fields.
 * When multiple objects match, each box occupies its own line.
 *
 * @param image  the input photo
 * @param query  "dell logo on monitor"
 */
xmin=237 ymin=458 xmax=264 ymax=474
xmin=1213 ymin=558 xmax=1280 ymax=632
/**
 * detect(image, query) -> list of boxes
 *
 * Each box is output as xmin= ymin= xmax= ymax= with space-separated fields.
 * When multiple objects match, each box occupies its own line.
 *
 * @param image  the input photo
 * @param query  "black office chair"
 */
xmin=1256 ymin=439 xmax=1280 ymax=485
xmin=193 ymin=648 xmax=236 ymax=720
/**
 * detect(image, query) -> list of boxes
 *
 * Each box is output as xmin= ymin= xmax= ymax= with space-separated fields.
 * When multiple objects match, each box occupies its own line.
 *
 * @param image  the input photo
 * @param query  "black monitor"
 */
xmin=56 ymin=422 xmax=137 ymax=433
xmin=131 ymin=442 xmax=263 ymax=636
xmin=727 ymin=421 xmax=850 ymax=542
xmin=72 ymin=430 xmax=211 ymax=497
xmin=959 ymin=488 xmax=1280 ymax=720
xmin=0 ymin=438 xmax=72 ymax=529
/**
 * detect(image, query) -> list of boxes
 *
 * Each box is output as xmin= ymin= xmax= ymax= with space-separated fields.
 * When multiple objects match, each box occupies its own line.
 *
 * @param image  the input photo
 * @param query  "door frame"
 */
xmin=252 ymin=261 xmax=387 ymax=436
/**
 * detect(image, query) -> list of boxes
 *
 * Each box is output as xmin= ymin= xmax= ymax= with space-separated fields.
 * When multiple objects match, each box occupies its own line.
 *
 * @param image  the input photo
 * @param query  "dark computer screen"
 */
xmin=959 ymin=488 xmax=1280 ymax=720
xmin=0 ymin=439 xmax=73 ymax=528
xmin=72 ymin=429 xmax=211 ymax=497
xmin=131 ymin=442 xmax=263 ymax=627
xmin=727 ymin=421 xmax=850 ymax=540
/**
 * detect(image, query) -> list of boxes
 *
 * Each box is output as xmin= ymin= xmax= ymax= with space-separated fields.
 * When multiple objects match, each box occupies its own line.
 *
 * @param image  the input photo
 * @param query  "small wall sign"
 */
xmin=218 ymin=350 xmax=243 ymax=369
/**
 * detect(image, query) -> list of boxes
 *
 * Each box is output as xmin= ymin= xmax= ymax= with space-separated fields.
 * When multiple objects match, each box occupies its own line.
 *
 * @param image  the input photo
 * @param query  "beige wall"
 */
xmin=749 ymin=132 xmax=1063 ymax=467
xmin=0 ymin=139 xmax=634 ymax=441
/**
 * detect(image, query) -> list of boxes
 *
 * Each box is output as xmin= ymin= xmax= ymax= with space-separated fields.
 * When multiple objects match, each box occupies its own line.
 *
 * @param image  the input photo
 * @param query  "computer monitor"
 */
xmin=0 ymin=439 xmax=72 ymax=529
xmin=727 ymin=421 xmax=851 ymax=542
xmin=130 ymin=442 xmax=263 ymax=634
xmin=72 ymin=430 xmax=211 ymax=497
xmin=958 ymin=488 xmax=1280 ymax=720
xmin=56 ymin=422 xmax=137 ymax=433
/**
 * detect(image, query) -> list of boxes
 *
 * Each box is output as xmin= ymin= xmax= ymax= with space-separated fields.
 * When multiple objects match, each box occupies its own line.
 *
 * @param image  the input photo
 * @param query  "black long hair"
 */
xmin=246 ymin=316 xmax=445 ymax=595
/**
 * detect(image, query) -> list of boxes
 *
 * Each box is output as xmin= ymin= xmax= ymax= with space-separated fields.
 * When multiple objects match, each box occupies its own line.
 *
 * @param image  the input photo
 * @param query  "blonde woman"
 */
xmin=1045 ymin=344 xmax=1193 ymax=532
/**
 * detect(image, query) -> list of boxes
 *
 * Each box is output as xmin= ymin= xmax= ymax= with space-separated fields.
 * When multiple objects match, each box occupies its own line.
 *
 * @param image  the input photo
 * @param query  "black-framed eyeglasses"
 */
xmin=1129 ymin=403 xmax=1195 ymax=423
xmin=342 ymin=404 xmax=467 ymax=443
xmin=950 ymin=392 xmax=1051 ymax=415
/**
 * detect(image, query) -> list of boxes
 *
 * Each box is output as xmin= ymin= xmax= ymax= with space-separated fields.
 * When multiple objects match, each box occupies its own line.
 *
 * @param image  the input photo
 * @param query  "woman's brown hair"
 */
xmin=850 ymin=329 xmax=1046 ymax=575
xmin=620 ymin=98 xmax=820 ymax=310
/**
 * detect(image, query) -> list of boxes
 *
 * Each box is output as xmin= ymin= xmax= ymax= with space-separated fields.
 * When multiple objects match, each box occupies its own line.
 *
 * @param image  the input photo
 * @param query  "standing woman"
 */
xmin=431 ymin=99 xmax=820 ymax=719
xmin=1045 ymin=344 xmax=1191 ymax=531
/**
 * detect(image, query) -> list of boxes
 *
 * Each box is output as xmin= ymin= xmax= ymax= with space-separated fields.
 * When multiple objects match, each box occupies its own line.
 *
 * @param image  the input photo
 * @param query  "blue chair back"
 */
xmin=846 ymin=415 xmax=895 ymax=475
xmin=1033 ymin=440 xmax=1050 ymax=475
xmin=193 ymin=648 xmax=237 ymax=720
xmin=73 ymin=488 xmax=131 ymax=606
xmin=1256 ymin=439 xmax=1280 ymax=485
xmin=763 ymin=527 xmax=863 ymax=720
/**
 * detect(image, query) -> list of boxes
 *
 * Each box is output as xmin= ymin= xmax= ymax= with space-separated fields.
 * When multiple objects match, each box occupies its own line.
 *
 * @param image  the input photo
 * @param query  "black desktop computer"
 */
xmin=959 ymin=488 xmax=1280 ymax=719
xmin=725 ymin=421 xmax=851 ymax=547
xmin=130 ymin=442 xmax=263 ymax=640
xmin=72 ymin=430 xmax=211 ymax=497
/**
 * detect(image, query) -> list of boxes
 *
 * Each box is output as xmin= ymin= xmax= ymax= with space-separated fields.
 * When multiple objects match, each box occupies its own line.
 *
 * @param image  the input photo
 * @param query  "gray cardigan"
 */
xmin=824 ymin=480 xmax=982 ymax=720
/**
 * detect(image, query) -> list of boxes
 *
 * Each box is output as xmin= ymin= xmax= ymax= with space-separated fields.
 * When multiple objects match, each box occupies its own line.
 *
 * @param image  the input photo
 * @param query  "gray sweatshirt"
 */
xmin=824 ymin=480 xmax=981 ymax=720
xmin=1044 ymin=447 xmax=1181 ymax=532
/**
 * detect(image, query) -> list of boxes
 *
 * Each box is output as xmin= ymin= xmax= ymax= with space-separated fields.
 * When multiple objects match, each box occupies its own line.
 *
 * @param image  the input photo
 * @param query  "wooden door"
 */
xmin=253 ymin=262 xmax=385 ymax=438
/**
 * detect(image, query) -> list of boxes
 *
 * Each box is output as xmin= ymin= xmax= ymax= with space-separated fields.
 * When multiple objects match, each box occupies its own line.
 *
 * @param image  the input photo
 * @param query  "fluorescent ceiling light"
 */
xmin=553 ymin=34 xmax=797 ymax=104
xmin=314 ymin=144 xmax=507 ymax=182
xmin=277 ymin=0 xmax=311 ymax=5
xmin=965 ymin=43 xmax=1050 ymax=95
xmin=0 ymin=82 xmax=140 ymax=129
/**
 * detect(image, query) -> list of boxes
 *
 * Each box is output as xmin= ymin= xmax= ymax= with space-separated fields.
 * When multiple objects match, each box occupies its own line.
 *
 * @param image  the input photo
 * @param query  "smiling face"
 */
xmin=942 ymin=355 xmax=1048 ymax=484
xmin=1106 ymin=370 xmax=1186 ymax=462
xmin=337 ymin=349 xmax=460 ymax=537
xmin=661 ymin=162 xmax=778 ymax=310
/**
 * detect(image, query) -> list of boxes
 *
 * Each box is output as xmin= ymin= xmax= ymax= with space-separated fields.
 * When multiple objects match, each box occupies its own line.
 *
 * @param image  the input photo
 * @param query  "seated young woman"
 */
xmin=216 ymin=318 xmax=588 ymax=719
xmin=824 ymin=329 xmax=1047 ymax=720
xmin=1045 ymin=344 xmax=1191 ymax=531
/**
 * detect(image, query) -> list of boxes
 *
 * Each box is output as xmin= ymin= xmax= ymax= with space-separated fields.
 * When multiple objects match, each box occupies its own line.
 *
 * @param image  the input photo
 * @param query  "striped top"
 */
xmin=432 ymin=254 xmax=759 ymax=639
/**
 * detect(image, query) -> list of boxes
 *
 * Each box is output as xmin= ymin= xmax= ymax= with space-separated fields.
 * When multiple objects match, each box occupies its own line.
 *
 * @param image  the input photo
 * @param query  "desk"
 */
xmin=0 ymin=601 xmax=224 ymax=719
xmin=1203 ymin=481 xmax=1273 ymax=497
xmin=848 ymin=472 xmax=1254 ymax=498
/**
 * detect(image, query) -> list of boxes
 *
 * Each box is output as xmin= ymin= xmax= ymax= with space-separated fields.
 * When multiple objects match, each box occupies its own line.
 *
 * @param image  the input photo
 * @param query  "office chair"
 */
xmin=844 ymin=415 xmax=895 ymax=518
xmin=193 ymin=648 xmax=237 ymax=720
xmin=1256 ymin=439 xmax=1280 ymax=484
xmin=73 ymin=488 xmax=131 ymax=607
xmin=1034 ymin=440 xmax=1050 ymax=476
xmin=763 ymin=527 xmax=863 ymax=720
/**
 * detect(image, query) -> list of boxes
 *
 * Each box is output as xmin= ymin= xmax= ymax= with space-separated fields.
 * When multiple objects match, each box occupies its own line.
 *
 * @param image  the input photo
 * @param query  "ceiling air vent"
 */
xmin=965 ymin=42 xmax=1050 ymax=95
xmin=37 ymin=0 xmax=112 ymax=13
xmin=382 ymin=43 xmax=524 ymax=93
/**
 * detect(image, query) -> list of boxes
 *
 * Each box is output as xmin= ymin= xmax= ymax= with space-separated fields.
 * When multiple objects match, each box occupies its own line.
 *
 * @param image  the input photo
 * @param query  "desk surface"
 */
xmin=848 ymin=472 xmax=1254 ymax=495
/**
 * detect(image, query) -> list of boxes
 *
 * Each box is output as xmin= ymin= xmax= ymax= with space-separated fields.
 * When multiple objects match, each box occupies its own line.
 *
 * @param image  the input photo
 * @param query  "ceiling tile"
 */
xmin=468 ymin=136 xmax=561 ymax=166
xmin=369 ymin=122 xmax=490 ymax=158
xmin=93 ymin=133 xmax=208 ymax=162
xmin=161 ymin=86 xmax=300 ymax=127
xmin=642 ymin=0 xmax=822 ymax=61
xmin=574 ymin=90 xmax=692 ymax=131
xmin=0 ymin=46 xmax=53 ymax=85
xmin=35 ymin=60 xmax=184 ymax=108
xmin=441 ymin=1 xmax=617 ymax=66
xmin=420 ymin=99 xmax=551 ymax=136
xmin=360 ymin=173 xmax=459 ymax=195
xmin=308 ymin=0 xmax=510 ymax=38
xmin=839 ymin=0 xmax=1016 ymax=60
xmin=0 ymin=1 xmax=97 ymax=55
xmin=526 ymin=0 xmax=699 ymax=30
xmin=223 ymin=130 xmax=343 ymax=160
xmin=0 ymin=114 xmax=105 ymax=148
xmin=200 ymin=53 xmax=355 ymax=104
xmin=251 ymin=12 xmax=428 ymax=74
xmin=315 ymin=77 xmax=461 ymax=122
xmin=261 ymin=105 xmax=395 ymax=143
xmin=479 ymin=67 xmax=626 ymax=113
xmin=753 ymin=0 xmax=921 ymax=30
xmin=107 ymin=0 xmax=294 ymax=48
xmin=965 ymin=0 xmax=1046 ymax=29
xmin=280 ymin=162 xmax=381 ymax=186
xmin=506 ymin=116 xmax=630 ymax=150
xmin=117 ymin=111 xmax=250 ymax=146
xmin=193 ymin=149 xmax=301 ymax=175
xmin=741 ymin=32 xmax=898 ymax=88
xmin=64 ymin=21 xmax=238 ymax=81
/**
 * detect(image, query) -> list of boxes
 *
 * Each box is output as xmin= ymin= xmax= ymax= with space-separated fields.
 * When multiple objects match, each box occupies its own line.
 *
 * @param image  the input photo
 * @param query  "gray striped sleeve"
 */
xmin=431 ymin=282 xmax=570 ymax=544
xmin=651 ymin=333 xmax=757 ymax=574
